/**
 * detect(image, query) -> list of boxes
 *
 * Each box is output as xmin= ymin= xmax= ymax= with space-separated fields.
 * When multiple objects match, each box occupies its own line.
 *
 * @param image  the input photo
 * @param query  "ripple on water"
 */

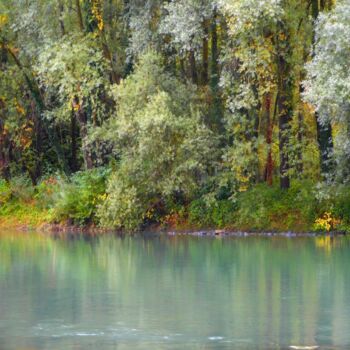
xmin=208 ymin=336 xmax=224 ymax=340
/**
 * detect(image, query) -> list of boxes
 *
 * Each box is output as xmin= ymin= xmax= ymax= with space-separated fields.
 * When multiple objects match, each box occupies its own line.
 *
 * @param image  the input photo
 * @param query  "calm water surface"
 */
xmin=0 ymin=231 xmax=350 ymax=350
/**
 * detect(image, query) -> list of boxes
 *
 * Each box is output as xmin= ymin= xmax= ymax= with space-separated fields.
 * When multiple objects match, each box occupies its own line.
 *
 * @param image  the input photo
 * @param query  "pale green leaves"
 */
xmin=36 ymin=34 xmax=111 ymax=123
xmin=96 ymin=51 xmax=218 ymax=229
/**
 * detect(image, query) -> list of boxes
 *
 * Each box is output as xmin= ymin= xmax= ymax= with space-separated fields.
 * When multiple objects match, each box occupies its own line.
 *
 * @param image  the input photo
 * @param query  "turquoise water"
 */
xmin=0 ymin=231 xmax=350 ymax=349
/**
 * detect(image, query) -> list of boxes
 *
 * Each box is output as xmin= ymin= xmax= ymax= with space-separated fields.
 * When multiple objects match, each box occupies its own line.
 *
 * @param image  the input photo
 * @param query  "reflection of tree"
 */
xmin=315 ymin=236 xmax=347 ymax=253
xmin=0 ymin=233 xmax=350 ymax=348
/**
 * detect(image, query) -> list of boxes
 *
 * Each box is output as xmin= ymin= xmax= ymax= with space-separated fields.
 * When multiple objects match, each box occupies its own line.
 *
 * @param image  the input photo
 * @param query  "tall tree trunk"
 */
xmin=189 ymin=49 xmax=198 ymax=85
xmin=179 ymin=57 xmax=186 ymax=81
xmin=276 ymin=23 xmax=293 ymax=190
xmin=297 ymin=64 xmax=306 ymax=176
xmin=209 ymin=6 xmax=223 ymax=132
xmin=0 ymin=46 xmax=10 ymax=179
xmin=100 ymin=31 xmax=120 ymax=84
xmin=251 ymin=86 xmax=261 ymax=183
xmin=75 ymin=0 xmax=85 ymax=31
xmin=72 ymin=96 xmax=93 ymax=170
xmin=70 ymin=112 xmax=79 ymax=172
xmin=297 ymin=109 xmax=304 ymax=175
xmin=201 ymin=20 xmax=209 ymax=85
xmin=58 ymin=0 xmax=66 ymax=36
xmin=30 ymin=100 xmax=43 ymax=182
xmin=0 ymin=99 xmax=10 ymax=180
xmin=263 ymin=94 xmax=274 ymax=186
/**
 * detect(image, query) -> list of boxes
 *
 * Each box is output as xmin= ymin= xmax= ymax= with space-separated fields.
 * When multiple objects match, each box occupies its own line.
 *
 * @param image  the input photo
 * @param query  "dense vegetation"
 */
xmin=0 ymin=0 xmax=350 ymax=232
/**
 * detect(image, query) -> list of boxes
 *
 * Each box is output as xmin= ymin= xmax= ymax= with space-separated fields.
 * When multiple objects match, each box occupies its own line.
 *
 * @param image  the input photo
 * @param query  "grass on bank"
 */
xmin=1 ymin=169 xmax=350 ymax=233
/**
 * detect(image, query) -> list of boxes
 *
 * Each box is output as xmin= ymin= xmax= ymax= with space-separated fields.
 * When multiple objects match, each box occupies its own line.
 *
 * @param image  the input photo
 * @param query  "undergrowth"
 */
xmin=1 ymin=174 xmax=350 ymax=233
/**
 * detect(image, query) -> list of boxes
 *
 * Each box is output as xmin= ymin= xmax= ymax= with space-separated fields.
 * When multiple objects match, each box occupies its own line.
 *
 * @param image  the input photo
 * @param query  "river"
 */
xmin=0 ymin=231 xmax=349 ymax=349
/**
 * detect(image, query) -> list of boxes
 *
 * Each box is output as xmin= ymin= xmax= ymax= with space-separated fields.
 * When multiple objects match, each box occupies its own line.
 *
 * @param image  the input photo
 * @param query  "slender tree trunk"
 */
xmin=297 ymin=76 xmax=305 ymax=176
xmin=263 ymin=94 xmax=274 ymax=186
xmin=30 ymin=100 xmax=42 ymax=182
xmin=251 ymin=86 xmax=261 ymax=183
xmin=72 ymin=96 xmax=93 ymax=170
xmin=297 ymin=110 xmax=304 ymax=175
xmin=202 ymin=20 xmax=209 ymax=85
xmin=276 ymin=23 xmax=293 ymax=190
xmin=58 ymin=0 xmax=66 ymax=36
xmin=278 ymin=103 xmax=292 ymax=190
xmin=70 ymin=112 xmax=79 ymax=172
xmin=189 ymin=49 xmax=198 ymax=85
xmin=100 ymin=31 xmax=120 ymax=84
xmin=209 ymin=6 xmax=223 ymax=132
xmin=179 ymin=57 xmax=186 ymax=81
xmin=0 ymin=46 xmax=10 ymax=179
xmin=0 ymin=100 xmax=10 ymax=180
xmin=75 ymin=0 xmax=85 ymax=31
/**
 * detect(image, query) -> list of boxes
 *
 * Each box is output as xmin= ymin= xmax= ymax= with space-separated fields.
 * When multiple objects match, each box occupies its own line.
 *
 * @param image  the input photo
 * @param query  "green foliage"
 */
xmin=159 ymin=0 xmax=213 ymax=54
xmin=1 ymin=0 xmax=348 ymax=233
xmin=7 ymin=175 xmax=35 ymax=203
xmin=0 ymin=179 xmax=11 ymax=205
xmin=0 ymin=169 xmax=109 ymax=227
xmin=97 ymin=170 xmax=148 ymax=231
xmin=325 ymin=186 xmax=350 ymax=226
xmin=304 ymin=1 xmax=350 ymax=182
xmin=233 ymin=181 xmax=319 ymax=231
xmin=52 ymin=168 xmax=109 ymax=225
xmin=188 ymin=199 xmax=236 ymax=228
xmin=34 ymin=176 xmax=61 ymax=209
xmin=36 ymin=34 xmax=111 ymax=123
xmin=96 ymin=51 xmax=218 ymax=230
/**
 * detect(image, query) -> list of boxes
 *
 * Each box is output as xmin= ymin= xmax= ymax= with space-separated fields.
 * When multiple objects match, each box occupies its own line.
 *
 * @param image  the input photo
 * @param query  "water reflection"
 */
xmin=0 ymin=231 xmax=350 ymax=349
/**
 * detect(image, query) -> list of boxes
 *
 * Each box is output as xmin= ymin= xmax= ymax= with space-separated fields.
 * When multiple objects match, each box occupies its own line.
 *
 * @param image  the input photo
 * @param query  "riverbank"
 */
xmin=1 ymin=175 xmax=350 ymax=235
xmin=0 ymin=211 xmax=347 ymax=237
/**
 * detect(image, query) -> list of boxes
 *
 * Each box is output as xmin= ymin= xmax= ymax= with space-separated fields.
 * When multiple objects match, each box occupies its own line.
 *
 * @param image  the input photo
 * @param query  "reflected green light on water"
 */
xmin=0 ymin=231 xmax=350 ymax=349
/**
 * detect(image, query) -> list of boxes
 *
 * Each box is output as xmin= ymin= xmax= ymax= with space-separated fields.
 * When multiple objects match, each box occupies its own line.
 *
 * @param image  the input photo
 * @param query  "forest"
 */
xmin=0 ymin=0 xmax=350 ymax=232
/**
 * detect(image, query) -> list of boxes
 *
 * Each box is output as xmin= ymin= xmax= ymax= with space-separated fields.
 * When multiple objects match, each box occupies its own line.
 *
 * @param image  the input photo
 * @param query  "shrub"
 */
xmin=188 ymin=198 xmax=236 ymax=228
xmin=233 ymin=180 xmax=318 ymax=231
xmin=52 ymin=167 xmax=109 ymax=225
xmin=8 ymin=175 xmax=35 ymax=202
xmin=332 ymin=186 xmax=350 ymax=224
xmin=0 ymin=179 xmax=11 ymax=205
xmin=314 ymin=212 xmax=341 ymax=232
xmin=34 ymin=176 xmax=60 ymax=209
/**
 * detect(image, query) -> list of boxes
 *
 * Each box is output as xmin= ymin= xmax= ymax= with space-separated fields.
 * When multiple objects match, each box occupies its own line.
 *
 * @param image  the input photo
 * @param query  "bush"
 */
xmin=8 ymin=175 xmax=35 ymax=202
xmin=0 ymin=179 xmax=11 ymax=205
xmin=34 ymin=176 xmax=60 ymax=209
xmin=188 ymin=198 xmax=236 ymax=228
xmin=332 ymin=186 xmax=350 ymax=224
xmin=233 ymin=180 xmax=318 ymax=231
xmin=97 ymin=171 xmax=147 ymax=231
xmin=52 ymin=167 xmax=109 ymax=225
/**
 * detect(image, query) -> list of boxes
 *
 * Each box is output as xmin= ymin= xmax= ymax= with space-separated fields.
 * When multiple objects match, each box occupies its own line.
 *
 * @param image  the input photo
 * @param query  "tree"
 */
xmin=219 ymin=0 xmax=283 ymax=188
xmin=36 ymin=35 xmax=112 ymax=170
xmin=95 ymin=51 xmax=218 ymax=229
xmin=304 ymin=0 xmax=350 ymax=183
xmin=310 ymin=0 xmax=334 ymax=177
